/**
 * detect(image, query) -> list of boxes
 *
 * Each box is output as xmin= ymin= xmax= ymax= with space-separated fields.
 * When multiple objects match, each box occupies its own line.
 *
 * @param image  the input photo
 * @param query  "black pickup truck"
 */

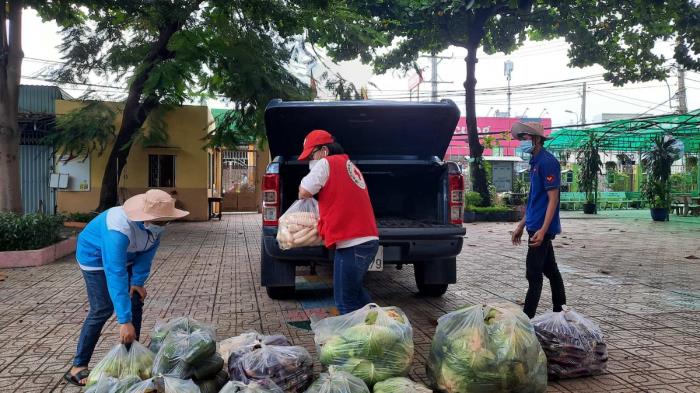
xmin=260 ymin=99 xmax=466 ymax=299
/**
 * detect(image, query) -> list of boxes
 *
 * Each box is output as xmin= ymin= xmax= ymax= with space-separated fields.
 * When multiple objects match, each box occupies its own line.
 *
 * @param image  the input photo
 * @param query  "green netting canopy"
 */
xmin=546 ymin=109 xmax=700 ymax=152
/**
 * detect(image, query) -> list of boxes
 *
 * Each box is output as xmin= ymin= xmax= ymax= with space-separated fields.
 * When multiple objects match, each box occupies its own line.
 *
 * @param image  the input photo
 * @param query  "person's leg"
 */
xmin=127 ymin=266 xmax=144 ymax=340
xmin=523 ymin=233 xmax=547 ymax=319
xmin=71 ymin=270 xmax=114 ymax=379
xmin=542 ymin=236 xmax=567 ymax=312
xmin=333 ymin=241 xmax=378 ymax=314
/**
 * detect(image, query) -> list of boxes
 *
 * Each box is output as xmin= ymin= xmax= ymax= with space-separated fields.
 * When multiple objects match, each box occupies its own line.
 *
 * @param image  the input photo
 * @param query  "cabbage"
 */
xmin=304 ymin=367 xmax=369 ymax=393
xmin=312 ymin=304 xmax=414 ymax=386
xmin=372 ymin=377 xmax=431 ymax=393
xmin=427 ymin=304 xmax=547 ymax=393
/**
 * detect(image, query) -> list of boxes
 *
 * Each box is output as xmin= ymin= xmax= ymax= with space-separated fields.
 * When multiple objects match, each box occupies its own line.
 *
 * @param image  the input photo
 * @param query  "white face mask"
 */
xmin=145 ymin=223 xmax=166 ymax=237
xmin=520 ymin=140 xmax=534 ymax=154
xmin=309 ymin=159 xmax=320 ymax=170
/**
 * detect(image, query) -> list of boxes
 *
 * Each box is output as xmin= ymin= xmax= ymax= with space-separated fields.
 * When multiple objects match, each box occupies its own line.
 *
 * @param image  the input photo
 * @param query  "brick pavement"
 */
xmin=1 ymin=212 xmax=699 ymax=392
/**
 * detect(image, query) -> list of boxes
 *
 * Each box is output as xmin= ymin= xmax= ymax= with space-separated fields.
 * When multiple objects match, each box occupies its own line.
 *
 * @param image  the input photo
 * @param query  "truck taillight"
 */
xmin=449 ymin=173 xmax=464 ymax=225
xmin=262 ymin=174 xmax=280 ymax=226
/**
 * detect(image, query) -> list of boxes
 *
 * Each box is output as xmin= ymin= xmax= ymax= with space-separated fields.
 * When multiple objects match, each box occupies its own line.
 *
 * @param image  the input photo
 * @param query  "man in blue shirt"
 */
xmin=510 ymin=122 xmax=566 ymax=318
xmin=63 ymin=189 xmax=188 ymax=386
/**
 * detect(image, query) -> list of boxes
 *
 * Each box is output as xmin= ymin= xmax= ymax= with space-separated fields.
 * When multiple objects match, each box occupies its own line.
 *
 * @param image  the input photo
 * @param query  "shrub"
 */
xmin=62 ymin=211 xmax=98 ymax=223
xmin=464 ymin=191 xmax=482 ymax=208
xmin=469 ymin=206 xmax=512 ymax=214
xmin=0 ymin=213 xmax=65 ymax=252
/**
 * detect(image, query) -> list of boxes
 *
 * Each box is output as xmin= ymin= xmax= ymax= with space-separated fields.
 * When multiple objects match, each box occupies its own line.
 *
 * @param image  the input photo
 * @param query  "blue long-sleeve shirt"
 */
xmin=76 ymin=207 xmax=161 ymax=324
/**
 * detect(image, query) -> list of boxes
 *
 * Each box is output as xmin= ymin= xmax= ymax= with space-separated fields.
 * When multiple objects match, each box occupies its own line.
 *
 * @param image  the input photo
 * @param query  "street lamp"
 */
xmin=521 ymin=107 xmax=529 ymax=117
xmin=539 ymin=108 xmax=548 ymax=118
xmin=565 ymin=109 xmax=579 ymax=125
xmin=486 ymin=106 xmax=494 ymax=116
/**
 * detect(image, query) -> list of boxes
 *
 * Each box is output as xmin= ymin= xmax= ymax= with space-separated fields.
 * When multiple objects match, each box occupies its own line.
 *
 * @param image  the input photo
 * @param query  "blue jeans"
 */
xmin=333 ymin=240 xmax=379 ymax=315
xmin=73 ymin=266 xmax=143 ymax=367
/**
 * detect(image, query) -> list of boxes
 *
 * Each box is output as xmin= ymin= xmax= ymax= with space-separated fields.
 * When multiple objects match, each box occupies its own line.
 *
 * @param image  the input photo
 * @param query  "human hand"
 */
xmin=511 ymin=224 xmax=524 ymax=246
xmin=130 ymin=285 xmax=147 ymax=300
xmin=529 ymin=229 xmax=546 ymax=248
xmin=119 ymin=322 xmax=136 ymax=344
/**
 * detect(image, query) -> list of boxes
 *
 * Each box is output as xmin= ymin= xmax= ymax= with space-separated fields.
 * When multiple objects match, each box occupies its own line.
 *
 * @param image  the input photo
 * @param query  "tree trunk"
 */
xmin=95 ymin=20 xmax=182 ymax=211
xmin=0 ymin=0 xmax=24 ymax=213
xmin=464 ymin=42 xmax=491 ymax=207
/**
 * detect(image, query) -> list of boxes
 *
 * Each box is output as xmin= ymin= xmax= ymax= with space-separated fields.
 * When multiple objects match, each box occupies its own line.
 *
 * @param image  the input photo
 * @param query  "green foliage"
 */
xmin=468 ymin=206 xmax=512 ymax=214
xmin=0 ymin=213 xmax=65 ymax=251
xmin=576 ymin=135 xmax=603 ymax=203
xmin=464 ymin=191 xmax=482 ymax=208
xmin=61 ymin=211 xmax=98 ymax=223
xmin=43 ymin=101 xmax=117 ymax=159
xmin=643 ymin=136 xmax=681 ymax=208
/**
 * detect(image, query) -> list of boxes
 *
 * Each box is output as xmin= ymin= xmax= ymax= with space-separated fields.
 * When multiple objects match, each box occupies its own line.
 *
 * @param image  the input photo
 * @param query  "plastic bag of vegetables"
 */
xmin=150 ymin=317 xmax=216 ymax=354
xmin=219 ymin=332 xmax=290 ymax=367
xmin=85 ymin=375 xmax=142 ymax=393
xmin=86 ymin=341 xmax=154 ymax=387
xmin=152 ymin=327 xmax=217 ymax=379
xmin=531 ymin=306 xmax=608 ymax=379
xmin=277 ymin=199 xmax=322 ymax=250
xmin=427 ymin=303 xmax=547 ymax=393
xmin=125 ymin=375 xmax=200 ymax=393
xmin=311 ymin=304 xmax=414 ymax=386
xmin=304 ymin=366 xmax=370 ymax=393
xmin=372 ymin=377 xmax=431 ymax=393
xmin=220 ymin=379 xmax=284 ymax=393
xmin=228 ymin=335 xmax=313 ymax=393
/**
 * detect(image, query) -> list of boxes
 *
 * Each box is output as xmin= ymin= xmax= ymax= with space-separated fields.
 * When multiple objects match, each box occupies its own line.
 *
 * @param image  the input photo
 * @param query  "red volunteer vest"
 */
xmin=318 ymin=154 xmax=378 ymax=248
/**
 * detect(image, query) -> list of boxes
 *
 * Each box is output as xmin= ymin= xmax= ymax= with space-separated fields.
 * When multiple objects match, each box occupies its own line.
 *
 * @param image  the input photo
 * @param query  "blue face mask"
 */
xmin=520 ymin=140 xmax=534 ymax=154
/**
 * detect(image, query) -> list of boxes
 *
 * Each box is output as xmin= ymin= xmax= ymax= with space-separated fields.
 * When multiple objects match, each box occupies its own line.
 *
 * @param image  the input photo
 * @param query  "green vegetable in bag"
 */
xmin=194 ymin=353 xmax=225 ymax=380
xmin=372 ymin=377 xmax=431 ymax=393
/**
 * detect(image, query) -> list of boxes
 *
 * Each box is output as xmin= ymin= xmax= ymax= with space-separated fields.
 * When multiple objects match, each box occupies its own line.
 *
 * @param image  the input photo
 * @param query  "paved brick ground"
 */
xmin=1 ymin=212 xmax=699 ymax=392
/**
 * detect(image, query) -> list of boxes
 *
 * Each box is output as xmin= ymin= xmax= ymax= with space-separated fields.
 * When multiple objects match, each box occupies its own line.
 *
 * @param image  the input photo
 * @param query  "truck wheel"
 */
xmin=261 ymin=239 xmax=296 ymax=299
xmin=266 ymin=286 xmax=296 ymax=299
xmin=417 ymin=283 xmax=449 ymax=297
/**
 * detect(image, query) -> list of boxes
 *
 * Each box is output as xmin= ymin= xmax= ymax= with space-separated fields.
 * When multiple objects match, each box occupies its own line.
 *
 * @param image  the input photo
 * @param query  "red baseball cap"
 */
xmin=298 ymin=129 xmax=334 ymax=160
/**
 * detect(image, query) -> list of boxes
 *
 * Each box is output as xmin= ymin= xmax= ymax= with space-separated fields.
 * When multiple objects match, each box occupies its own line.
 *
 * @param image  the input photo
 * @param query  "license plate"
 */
xmin=368 ymin=246 xmax=384 ymax=271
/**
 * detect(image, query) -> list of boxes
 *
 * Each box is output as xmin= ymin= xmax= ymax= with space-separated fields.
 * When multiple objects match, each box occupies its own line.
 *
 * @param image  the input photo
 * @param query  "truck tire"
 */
xmin=266 ymin=286 xmax=296 ymax=299
xmin=261 ymin=240 xmax=296 ymax=299
xmin=414 ymin=257 xmax=456 ymax=297
xmin=416 ymin=283 xmax=449 ymax=297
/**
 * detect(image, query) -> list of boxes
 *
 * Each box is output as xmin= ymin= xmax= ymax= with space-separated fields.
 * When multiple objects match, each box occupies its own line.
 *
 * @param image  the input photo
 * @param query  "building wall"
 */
xmin=55 ymin=100 xmax=217 ymax=221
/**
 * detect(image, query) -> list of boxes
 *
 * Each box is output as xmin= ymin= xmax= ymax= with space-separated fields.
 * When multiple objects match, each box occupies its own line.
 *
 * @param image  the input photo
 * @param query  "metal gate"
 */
xmin=221 ymin=146 xmax=258 ymax=212
xmin=20 ymin=144 xmax=55 ymax=214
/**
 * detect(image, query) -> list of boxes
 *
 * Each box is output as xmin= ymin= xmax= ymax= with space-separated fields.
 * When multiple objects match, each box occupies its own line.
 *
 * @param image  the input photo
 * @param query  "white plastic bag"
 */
xmin=277 ymin=199 xmax=322 ymax=249
xmin=311 ymin=304 xmax=414 ymax=386
xmin=86 ymin=341 xmax=154 ymax=387
xmin=304 ymin=366 xmax=370 ymax=393
xmin=531 ymin=307 xmax=608 ymax=378
xmin=126 ymin=376 xmax=200 ymax=393
xmin=218 ymin=332 xmax=289 ymax=367
xmin=220 ymin=380 xmax=284 ymax=393
xmin=427 ymin=303 xmax=547 ymax=393
xmin=372 ymin=377 xmax=431 ymax=393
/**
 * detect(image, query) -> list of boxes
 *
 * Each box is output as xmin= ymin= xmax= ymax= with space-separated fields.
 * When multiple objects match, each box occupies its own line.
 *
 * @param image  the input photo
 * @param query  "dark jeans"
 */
xmin=73 ymin=266 xmax=143 ymax=367
xmin=524 ymin=232 xmax=567 ymax=319
xmin=333 ymin=240 xmax=379 ymax=315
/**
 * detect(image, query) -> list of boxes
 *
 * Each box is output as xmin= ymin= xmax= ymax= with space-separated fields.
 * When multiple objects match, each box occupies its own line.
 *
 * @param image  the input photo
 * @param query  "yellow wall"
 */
xmin=55 ymin=100 xmax=219 ymax=221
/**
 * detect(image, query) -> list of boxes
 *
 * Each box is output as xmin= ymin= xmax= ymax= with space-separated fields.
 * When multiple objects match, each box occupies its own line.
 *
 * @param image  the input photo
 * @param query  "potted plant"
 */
xmin=642 ymin=136 xmax=681 ymax=221
xmin=576 ymin=135 xmax=603 ymax=214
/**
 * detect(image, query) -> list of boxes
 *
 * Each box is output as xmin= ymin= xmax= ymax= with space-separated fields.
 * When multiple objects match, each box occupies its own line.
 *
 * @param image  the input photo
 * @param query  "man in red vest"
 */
xmin=298 ymin=129 xmax=379 ymax=314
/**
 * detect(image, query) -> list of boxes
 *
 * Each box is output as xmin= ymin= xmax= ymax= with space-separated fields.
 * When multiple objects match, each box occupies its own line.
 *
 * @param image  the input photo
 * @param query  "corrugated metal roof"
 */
xmin=19 ymin=85 xmax=72 ymax=114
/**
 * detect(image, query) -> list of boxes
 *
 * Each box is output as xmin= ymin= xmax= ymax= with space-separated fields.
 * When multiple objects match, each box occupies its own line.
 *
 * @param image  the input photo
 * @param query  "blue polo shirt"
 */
xmin=526 ymin=149 xmax=561 ymax=235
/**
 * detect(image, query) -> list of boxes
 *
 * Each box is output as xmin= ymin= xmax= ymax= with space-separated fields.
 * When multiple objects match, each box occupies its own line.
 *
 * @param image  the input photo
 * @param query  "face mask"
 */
xmin=145 ymin=223 xmax=166 ymax=237
xmin=309 ymin=159 xmax=319 ymax=170
xmin=520 ymin=140 xmax=534 ymax=154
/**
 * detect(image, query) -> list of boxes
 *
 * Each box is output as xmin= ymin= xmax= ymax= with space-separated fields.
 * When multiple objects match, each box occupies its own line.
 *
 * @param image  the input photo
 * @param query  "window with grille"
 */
xmin=148 ymin=155 xmax=175 ymax=187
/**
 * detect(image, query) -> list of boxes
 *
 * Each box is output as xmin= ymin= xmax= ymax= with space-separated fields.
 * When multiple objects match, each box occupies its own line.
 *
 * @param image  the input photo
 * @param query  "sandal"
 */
xmin=63 ymin=369 xmax=90 ymax=387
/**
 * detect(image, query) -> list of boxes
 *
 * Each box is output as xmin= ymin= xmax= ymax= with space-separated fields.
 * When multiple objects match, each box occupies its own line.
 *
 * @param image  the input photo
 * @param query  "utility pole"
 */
xmin=431 ymin=55 xmax=438 ymax=101
xmin=678 ymin=67 xmax=688 ymax=114
xmin=580 ymin=82 xmax=587 ymax=125
xmin=504 ymin=60 xmax=514 ymax=117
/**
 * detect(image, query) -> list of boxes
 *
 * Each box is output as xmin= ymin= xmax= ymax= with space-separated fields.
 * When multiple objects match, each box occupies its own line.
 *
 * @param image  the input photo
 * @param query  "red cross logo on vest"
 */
xmin=346 ymin=160 xmax=366 ymax=189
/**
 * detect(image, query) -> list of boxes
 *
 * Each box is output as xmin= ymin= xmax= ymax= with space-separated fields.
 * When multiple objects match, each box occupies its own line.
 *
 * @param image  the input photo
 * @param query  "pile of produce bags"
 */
xmin=427 ymin=303 xmax=547 ymax=393
xmin=304 ymin=367 xmax=369 ymax=393
xmin=277 ymin=199 xmax=322 ymax=249
xmin=226 ymin=331 xmax=313 ymax=392
xmin=85 ymin=341 xmax=154 ymax=387
xmin=372 ymin=377 xmax=431 ymax=393
xmin=85 ymin=376 xmax=142 ymax=393
xmin=150 ymin=317 xmax=226 ymax=392
xmin=312 ymin=304 xmax=414 ymax=386
xmin=532 ymin=307 xmax=608 ymax=378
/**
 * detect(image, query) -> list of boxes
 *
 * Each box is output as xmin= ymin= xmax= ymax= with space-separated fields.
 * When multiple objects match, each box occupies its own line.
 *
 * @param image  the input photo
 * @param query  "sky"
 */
xmin=19 ymin=9 xmax=700 ymax=128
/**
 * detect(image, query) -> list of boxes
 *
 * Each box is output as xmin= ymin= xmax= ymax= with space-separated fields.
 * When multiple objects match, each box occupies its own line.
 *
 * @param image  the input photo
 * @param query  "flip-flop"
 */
xmin=63 ymin=369 xmax=89 ymax=387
